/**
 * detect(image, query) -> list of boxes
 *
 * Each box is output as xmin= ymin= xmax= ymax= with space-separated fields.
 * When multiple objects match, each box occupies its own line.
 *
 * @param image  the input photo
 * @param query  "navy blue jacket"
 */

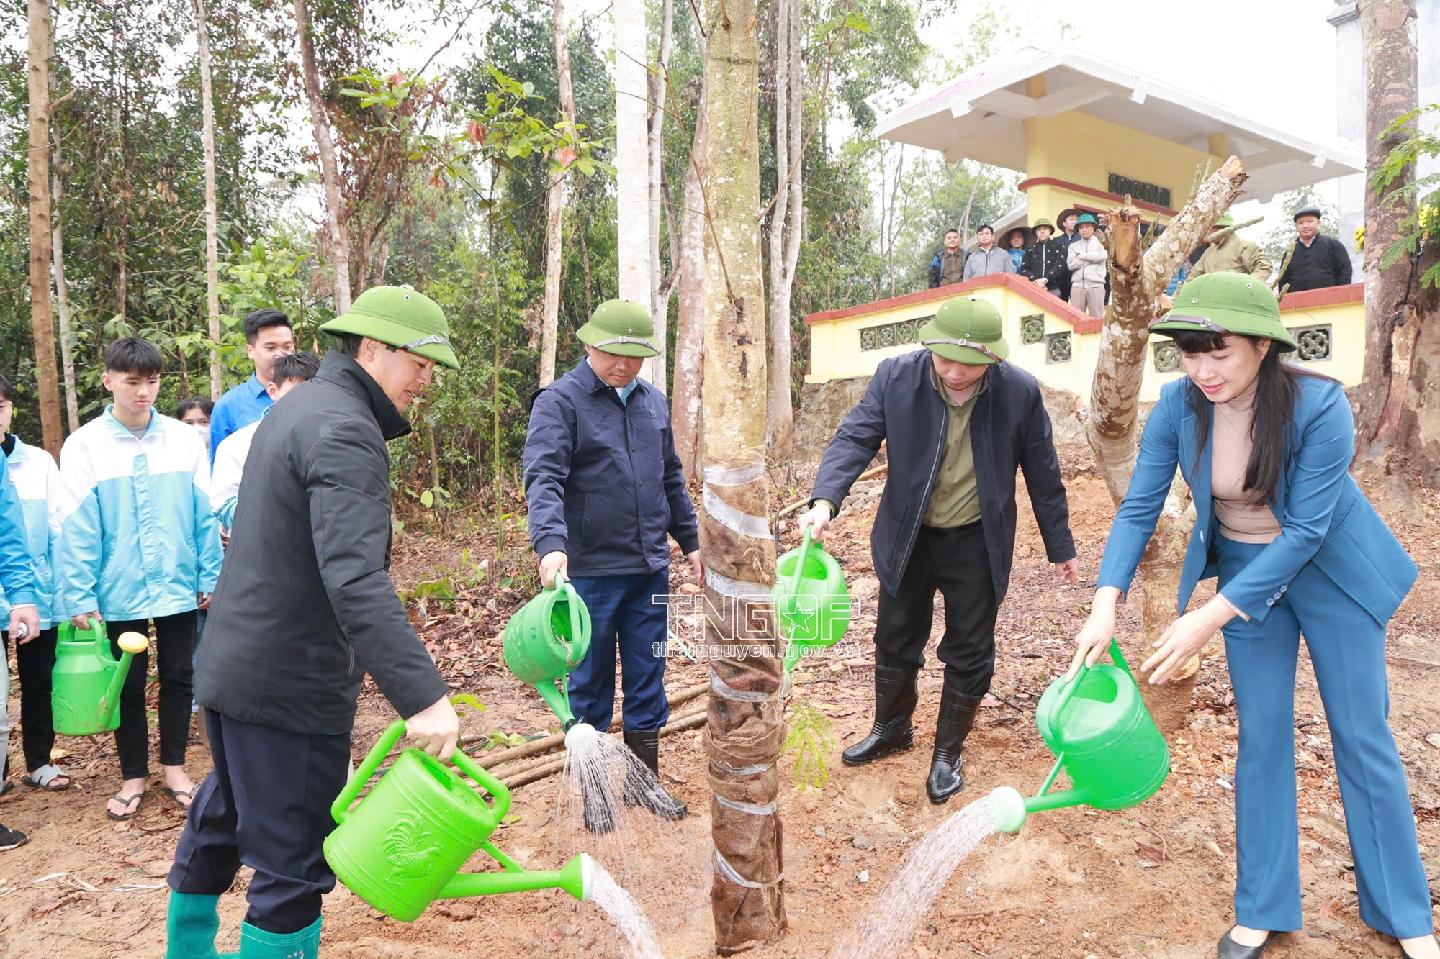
xmin=1098 ymin=374 xmax=1416 ymax=625
xmin=524 ymin=359 xmax=700 ymax=576
xmin=811 ymin=350 xmax=1076 ymax=604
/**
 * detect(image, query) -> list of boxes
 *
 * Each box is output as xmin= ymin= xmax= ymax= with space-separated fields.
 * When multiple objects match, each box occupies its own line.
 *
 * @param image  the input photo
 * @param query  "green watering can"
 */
xmin=324 ymin=719 xmax=592 ymax=922
xmin=774 ymin=530 xmax=852 ymax=673
xmin=51 ymin=620 xmax=149 ymax=736
xmin=990 ymin=639 xmax=1170 ymax=833
xmin=502 ymin=572 xmax=592 ymax=727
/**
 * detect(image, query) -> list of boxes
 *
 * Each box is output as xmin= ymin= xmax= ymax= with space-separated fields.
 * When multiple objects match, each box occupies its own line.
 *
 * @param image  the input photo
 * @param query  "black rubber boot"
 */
xmin=622 ymin=729 xmax=687 ymax=821
xmin=925 ymin=682 xmax=982 ymax=804
xmin=841 ymin=665 xmax=919 ymax=766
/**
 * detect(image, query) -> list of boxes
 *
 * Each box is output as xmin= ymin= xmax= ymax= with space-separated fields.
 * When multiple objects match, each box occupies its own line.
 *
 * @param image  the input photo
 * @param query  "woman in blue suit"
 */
xmin=1072 ymin=272 xmax=1437 ymax=959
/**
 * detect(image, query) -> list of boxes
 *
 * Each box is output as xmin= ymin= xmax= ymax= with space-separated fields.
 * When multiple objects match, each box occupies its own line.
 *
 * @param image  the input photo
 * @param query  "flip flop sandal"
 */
xmin=21 ymin=765 xmax=72 ymax=791
xmin=106 ymin=791 xmax=145 ymax=821
xmin=163 ymin=787 xmax=195 ymax=811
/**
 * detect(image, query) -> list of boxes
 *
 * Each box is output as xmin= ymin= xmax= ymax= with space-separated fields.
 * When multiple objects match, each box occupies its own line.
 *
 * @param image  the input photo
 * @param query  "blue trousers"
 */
xmin=566 ymin=569 xmax=671 ymax=732
xmin=1216 ymin=535 xmax=1434 ymax=938
xmin=168 ymin=710 xmax=350 ymax=934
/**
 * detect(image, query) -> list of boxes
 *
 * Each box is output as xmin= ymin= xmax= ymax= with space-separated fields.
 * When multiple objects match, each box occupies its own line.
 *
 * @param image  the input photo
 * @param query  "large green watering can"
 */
xmin=51 ymin=620 xmax=149 ymax=736
xmin=324 ymin=719 xmax=592 ymax=922
xmin=990 ymin=639 xmax=1169 ymax=833
xmin=502 ymin=572 xmax=591 ymax=727
xmin=774 ymin=530 xmax=852 ymax=673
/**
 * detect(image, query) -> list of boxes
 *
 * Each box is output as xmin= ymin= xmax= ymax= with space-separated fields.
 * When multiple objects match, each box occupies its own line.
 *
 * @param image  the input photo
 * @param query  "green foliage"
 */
xmin=783 ymin=698 xmax=838 ymax=790
xmin=1372 ymin=103 xmax=1440 ymax=288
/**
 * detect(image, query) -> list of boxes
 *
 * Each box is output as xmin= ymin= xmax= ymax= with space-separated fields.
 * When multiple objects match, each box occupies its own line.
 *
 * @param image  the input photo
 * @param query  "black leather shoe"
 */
xmin=841 ymin=665 xmax=919 ymax=766
xmin=621 ymin=729 xmax=687 ymax=821
xmin=925 ymin=683 xmax=981 ymax=804
xmin=1217 ymin=928 xmax=1270 ymax=959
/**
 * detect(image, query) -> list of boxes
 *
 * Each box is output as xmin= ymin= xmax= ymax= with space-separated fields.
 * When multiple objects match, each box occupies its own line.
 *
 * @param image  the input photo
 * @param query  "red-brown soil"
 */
xmin=2 ymin=455 xmax=1437 ymax=958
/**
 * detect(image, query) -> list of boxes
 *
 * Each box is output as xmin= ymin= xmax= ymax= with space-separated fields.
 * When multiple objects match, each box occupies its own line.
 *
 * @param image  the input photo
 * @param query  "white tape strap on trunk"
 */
xmin=711 ymin=760 xmax=774 ymax=775
xmin=704 ymin=461 xmax=765 ymax=487
xmin=713 ymin=850 xmax=782 ymax=888
xmin=710 ymin=668 xmax=777 ymax=703
xmin=716 ymin=796 xmax=777 ymax=815
xmin=703 ymin=487 xmax=773 ymax=539
xmin=705 ymin=569 xmax=772 ymax=602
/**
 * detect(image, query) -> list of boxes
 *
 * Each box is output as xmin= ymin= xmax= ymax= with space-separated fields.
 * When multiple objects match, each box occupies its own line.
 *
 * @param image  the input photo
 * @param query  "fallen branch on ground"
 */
xmin=776 ymin=463 xmax=888 ymax=517
xmin=501 ymin=705 xmax=709 ymax=789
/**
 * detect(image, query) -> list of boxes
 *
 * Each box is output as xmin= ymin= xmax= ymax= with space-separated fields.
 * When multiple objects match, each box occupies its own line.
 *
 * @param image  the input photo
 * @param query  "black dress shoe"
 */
xmin=1217 ymin=928 xmax=1270 ymax=959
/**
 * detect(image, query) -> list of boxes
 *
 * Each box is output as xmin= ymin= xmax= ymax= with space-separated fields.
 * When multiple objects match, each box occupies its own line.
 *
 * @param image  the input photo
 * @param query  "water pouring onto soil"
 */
xmin=555 ymin=722 xmax=666 ymax=884
xmin=828 ymin=791 xmax=1008 ymax=959
xmin=585 ymin=858 xmax=668 ymax=959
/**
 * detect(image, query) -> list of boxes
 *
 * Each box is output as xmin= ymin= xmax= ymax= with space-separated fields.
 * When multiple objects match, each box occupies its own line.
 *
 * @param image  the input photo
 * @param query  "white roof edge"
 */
xmin=876 ymin=40 xmax=1361 ymax=175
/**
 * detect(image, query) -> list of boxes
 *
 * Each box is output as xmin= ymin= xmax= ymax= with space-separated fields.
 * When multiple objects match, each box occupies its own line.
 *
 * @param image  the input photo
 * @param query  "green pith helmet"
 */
xmin=1151 ymin=271 xmax=1298 ymax=351
xmin=918 ymin=297 xmax=1009 ymax=365
xmin=319 ymin=286 xmax=459 ymax=369
xmin=1076 ymin=212 xmax=1098 ymax=226
xmin=576 ymin=299 xmax=658 ymax=358
xmin=1033 ymin=217 xmax=1055 ymax=231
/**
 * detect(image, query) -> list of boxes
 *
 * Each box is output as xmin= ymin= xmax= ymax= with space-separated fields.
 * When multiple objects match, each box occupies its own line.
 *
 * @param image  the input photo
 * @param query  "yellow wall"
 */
xmin=1023 ymin=111 xmax=1226 ymax=222
xmin=806 ymin=294 xmax=1364 ymax=401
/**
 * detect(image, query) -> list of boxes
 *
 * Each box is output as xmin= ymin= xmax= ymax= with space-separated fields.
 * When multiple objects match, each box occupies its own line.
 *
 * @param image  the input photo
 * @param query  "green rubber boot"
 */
xmin=239 ymin=916 xmax=322 ymax=958
xmin=165 ymin=892 xmax=237 ymax=959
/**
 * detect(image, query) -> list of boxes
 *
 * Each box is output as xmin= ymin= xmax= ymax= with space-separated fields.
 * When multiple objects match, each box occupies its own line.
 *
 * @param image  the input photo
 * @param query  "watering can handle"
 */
xmin=549 ymin=572 xmax=583 ymax=653
xmin=330 ymin=719 xmax=513 ymax=826
xmin=785 ymin=529 xmax=813 ymax=614
xmin=1053 ymin=638 xmax=1129 ymax=719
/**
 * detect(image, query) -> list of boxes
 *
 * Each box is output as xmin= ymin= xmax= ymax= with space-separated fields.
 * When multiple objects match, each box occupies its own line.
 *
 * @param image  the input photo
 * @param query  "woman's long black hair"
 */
xmin=1170 ymin=329 xmax=1327 ymax=504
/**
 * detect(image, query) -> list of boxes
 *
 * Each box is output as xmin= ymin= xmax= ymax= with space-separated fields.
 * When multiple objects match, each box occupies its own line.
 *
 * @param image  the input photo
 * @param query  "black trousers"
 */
xmin=109 ymin=612 xmax=196 ymax=780
xmin=169 ymin=710 xmax=349 ymax=934
xmin=872 ymin=522 xmax=999 ymax=698
xmin=1 ymin=627 xmax=58 ymax=773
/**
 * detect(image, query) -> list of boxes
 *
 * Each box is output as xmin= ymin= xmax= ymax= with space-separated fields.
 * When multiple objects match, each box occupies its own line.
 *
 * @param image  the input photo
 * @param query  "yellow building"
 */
xmin=805 ymin=42 xmax=1365 ymax=396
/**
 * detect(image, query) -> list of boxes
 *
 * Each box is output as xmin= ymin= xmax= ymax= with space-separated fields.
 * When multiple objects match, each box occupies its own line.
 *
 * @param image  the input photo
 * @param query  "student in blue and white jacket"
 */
xmin=57 ymin=338 xmax=223 ymax=822
xmin=0 ymin=396 xmax=39 ymax=851
xmin=0 ymin=375 xmax=69 ymax=792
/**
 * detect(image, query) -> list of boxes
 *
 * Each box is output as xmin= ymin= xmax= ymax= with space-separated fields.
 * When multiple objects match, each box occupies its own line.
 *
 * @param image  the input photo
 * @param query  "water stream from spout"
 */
xmin=828 ymin=791 xmax=1007 ymax=959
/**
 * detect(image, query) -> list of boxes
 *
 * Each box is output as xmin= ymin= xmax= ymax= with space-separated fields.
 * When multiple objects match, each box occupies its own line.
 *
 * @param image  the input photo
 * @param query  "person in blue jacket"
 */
xmin=0 ymin=405 xmax=40 ymax=850
xmin=1071 ymin=272 xmax=1438 ymax=959
xmin=56 ymin=338 xmax=223 ymax=822
xmin=523 ymin=299 xmax=701 ymax=831
xmin=0 ymin=374 xmax=69 ymax=793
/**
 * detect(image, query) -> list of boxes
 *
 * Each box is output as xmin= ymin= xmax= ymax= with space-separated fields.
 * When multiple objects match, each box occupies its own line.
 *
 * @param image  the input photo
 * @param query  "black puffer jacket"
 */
xmin=195 ymin=351 xmax=447 ymax=735
xmin=1019 ymin=240 xmax=1068 ymax=291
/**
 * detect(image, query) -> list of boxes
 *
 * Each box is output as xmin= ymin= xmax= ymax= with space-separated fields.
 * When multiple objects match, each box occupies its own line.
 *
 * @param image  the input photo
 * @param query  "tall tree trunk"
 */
xmin=196 ymin=0 xmax=222 ymax=397
xmin=1088 ymin=155 xmax=1248 ymax=733
xmin=765 ymin=0 xmax=803 ymax=457
xmin=47 ymin=25 xmax=78 ymax=435
xmin=615 ymin=0 xmax=651 ymax=355
xmin=51 ymin=163 xmax=79 ymax=433
xmin=27 ymin=0 xmax=62 ymax=457
xmin=645 ymin=0 xmax=675 ymax=394
xmin=671 ymin=55 xmax=708 ymax=479
xmin=539 ymin=0 xmax=576 ymax=388
xmin=294 ymin=0 xmax=351 ymax=314
xmin=701 ymin=0 xmax=785 ymax=951
xmin=1354 ymin=0 xmax=1420 ymax=458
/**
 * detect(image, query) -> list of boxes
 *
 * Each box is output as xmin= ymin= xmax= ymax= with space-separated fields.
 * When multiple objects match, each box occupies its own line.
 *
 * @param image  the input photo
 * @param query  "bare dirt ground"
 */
xmin=2 ymin=453 xmax=1438 ymax=959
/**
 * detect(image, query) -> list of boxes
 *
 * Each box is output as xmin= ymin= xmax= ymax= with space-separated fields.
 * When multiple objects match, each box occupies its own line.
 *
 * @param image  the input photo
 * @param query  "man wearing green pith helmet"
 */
xmin=166 ymin=286 xmax=463 ymax=959
xmin=801 ymin=297 xmax=1079 ymax=805
xmin=523 ymin=299 xmax=701 ymax=831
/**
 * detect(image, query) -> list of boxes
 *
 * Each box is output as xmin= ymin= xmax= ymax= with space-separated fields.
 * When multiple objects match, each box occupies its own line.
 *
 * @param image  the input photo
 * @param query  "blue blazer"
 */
xmin=1096 ymin=375 xmax=1417 ymax=626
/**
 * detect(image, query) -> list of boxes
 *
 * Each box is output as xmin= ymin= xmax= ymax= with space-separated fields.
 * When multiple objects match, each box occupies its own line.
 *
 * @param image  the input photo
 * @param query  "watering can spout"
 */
xmin=102 ymin=632 xmax=150 ymax=717
xmin=436 ymin=853 xmax=592 ymax=903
